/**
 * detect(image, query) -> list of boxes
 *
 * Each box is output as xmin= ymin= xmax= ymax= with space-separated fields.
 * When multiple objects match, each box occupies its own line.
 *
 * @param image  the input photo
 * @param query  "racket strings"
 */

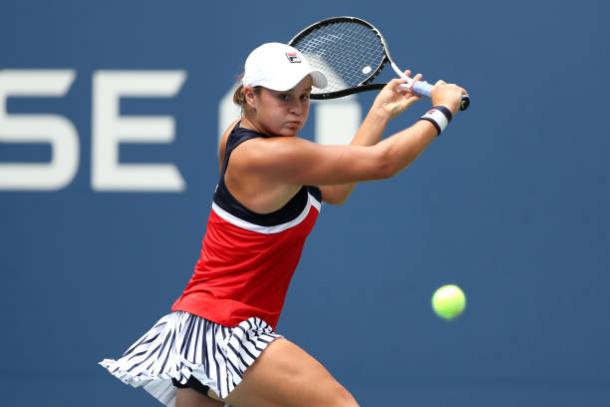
xmin=292 ymin=22 xmax=386 ymax=93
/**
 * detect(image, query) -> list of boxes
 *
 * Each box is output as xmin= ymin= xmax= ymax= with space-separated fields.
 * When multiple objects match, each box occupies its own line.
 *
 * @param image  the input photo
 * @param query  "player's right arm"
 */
xmin=235 ymin=81 xmax=465 ymax=187
xmin=319 ymin=74 xmax=422 ymax=204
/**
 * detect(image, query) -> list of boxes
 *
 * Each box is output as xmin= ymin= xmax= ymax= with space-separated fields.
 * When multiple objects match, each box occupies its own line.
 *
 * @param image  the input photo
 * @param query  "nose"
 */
xmin=289 ymin=98 xmax=307 ymax=116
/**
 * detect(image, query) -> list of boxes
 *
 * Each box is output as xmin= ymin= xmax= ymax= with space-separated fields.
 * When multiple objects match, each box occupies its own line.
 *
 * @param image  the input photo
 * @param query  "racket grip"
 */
xmin=412 ymin=80 xmax=433 ymax=97
xmin=412 ymin=81 xmax=470 ymax=111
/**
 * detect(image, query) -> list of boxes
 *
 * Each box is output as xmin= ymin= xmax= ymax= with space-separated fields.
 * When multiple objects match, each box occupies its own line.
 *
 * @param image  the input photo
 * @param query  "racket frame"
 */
xmin=288 ymin=16 xmax=395 ymax=100
xmin=289 ymin=16 xmax=470 ymax=110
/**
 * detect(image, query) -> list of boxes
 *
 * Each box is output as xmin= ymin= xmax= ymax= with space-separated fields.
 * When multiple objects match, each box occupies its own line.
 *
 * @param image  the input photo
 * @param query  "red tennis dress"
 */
xmin=172 ymin=125 xmax=321 ymax=329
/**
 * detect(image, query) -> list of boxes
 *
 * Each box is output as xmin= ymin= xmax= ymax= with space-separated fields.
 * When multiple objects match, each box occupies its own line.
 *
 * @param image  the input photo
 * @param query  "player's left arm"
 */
xmin=320 ymin=74 xmax=421 ymax=205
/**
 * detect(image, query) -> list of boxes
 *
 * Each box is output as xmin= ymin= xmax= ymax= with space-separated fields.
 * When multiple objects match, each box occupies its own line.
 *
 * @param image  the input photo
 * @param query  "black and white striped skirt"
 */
xmin=99 ymin=311 xmax=281 ymax=406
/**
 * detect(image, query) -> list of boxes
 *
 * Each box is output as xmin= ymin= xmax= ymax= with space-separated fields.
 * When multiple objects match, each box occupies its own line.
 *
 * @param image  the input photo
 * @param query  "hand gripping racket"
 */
xmin=289 ymin=16 xmax=470 ymax=111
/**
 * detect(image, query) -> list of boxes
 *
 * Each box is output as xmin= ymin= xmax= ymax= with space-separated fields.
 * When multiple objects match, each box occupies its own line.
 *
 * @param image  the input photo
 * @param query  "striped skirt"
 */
xmin=99 ymin=311 xmax=281 ymax=406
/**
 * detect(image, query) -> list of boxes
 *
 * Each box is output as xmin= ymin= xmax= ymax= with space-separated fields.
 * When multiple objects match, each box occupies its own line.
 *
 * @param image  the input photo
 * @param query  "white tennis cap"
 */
xmin=242 ymin=42 xmax=327 ymax=91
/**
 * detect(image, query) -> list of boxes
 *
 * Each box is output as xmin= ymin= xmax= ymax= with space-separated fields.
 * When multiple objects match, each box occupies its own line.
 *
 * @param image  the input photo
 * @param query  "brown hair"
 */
xmin=233 ymin=74 xmax=261 ymax=114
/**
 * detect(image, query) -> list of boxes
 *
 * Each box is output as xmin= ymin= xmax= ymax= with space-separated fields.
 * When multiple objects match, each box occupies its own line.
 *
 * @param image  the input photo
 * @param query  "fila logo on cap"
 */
xmin=286 ymin=52 xmax=301 ymax=63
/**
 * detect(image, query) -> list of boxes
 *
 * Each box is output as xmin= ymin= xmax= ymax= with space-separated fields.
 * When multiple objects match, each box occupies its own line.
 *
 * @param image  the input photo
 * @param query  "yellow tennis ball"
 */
xmin=432 ymin=284 xmax=466 ymax=320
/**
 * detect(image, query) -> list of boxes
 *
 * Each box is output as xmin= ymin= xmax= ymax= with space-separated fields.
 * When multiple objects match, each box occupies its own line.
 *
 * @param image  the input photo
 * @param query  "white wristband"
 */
xmin=419 ymin=106 xmax=452 ymax=135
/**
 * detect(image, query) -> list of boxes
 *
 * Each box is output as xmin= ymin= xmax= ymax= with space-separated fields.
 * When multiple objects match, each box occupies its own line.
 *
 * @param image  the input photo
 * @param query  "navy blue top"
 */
xmin=213 ymin=125 xmax=322 ymax=227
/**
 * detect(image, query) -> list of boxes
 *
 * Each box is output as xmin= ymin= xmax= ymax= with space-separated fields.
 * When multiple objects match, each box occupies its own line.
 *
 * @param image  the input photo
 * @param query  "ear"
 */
xmin=243 ymin=86 xmax=258 ymax=110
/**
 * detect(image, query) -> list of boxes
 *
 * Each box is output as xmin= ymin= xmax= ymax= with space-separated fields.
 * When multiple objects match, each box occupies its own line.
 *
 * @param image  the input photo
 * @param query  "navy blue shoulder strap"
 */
xmin=220 ymin=124 xmax=270 ymax=179
xmin=213 ymin=124 xmax=322 ymax=226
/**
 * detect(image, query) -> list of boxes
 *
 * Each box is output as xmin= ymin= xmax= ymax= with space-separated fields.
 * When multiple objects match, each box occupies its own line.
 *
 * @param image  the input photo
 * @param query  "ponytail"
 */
xmin=232 ymin=74 xmax=260 ymax=114
xmin=233 ymin=84 xmax=246 ymax=107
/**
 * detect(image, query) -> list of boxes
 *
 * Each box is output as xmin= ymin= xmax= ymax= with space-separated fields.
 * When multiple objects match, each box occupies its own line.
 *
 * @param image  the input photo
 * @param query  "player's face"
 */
xmin=250 ymin=76 xmax=312 ymax=137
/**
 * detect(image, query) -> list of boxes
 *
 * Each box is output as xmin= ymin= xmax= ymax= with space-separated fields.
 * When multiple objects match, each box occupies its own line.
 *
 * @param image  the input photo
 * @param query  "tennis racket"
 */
xmin=288 ymin=16 xmax=470 ymax=111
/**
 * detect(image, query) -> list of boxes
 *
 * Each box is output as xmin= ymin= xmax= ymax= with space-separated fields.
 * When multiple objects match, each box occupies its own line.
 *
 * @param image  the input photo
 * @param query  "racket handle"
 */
xmin=411 ymin=81 xmax=470 ymax=111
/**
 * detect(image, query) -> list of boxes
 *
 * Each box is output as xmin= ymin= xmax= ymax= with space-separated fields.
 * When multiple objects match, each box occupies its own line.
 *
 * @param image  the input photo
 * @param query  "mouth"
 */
xmin=284 ymin=121 xmax=302 ymax=129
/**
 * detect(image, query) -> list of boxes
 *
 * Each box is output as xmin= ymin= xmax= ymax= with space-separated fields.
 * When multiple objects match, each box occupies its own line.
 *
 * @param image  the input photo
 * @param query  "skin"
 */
xmin=221 ymin=72 xmax=464 ymax=213
xmin=178 ymin=73 xmax=467 ymax=407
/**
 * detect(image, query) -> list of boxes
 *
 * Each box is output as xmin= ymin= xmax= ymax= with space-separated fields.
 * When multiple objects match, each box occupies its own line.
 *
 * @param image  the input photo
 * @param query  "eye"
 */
xmin=278 ymin=93 xmax=291 ymax=102
xmin=300 ymin=94 xmax=310 ymax=101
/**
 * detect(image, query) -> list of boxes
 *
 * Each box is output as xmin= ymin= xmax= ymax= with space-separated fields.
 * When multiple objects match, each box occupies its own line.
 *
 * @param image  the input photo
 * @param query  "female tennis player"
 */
xmin=101 ymin=42 xmax=466 ymax=407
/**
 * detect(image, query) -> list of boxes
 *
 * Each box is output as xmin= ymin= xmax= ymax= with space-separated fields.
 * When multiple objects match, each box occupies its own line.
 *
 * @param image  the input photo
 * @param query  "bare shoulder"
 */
xmin=230 ymin=136 xmax=315 ymax=171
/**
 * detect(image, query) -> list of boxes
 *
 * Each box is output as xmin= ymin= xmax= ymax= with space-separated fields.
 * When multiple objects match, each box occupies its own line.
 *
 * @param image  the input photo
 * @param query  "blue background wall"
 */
xmin=2 ymin=0 xmax=609 ymax=406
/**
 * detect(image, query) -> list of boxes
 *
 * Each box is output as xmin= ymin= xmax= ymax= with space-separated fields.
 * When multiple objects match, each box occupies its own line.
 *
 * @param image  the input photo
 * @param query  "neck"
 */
xmin=240 ymin=115 xmax=264 ymax=133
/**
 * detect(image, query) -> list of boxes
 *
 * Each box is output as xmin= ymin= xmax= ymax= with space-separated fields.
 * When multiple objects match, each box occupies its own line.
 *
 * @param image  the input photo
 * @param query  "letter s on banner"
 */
xmin=0 ymin=70 xmax=78 ymax=190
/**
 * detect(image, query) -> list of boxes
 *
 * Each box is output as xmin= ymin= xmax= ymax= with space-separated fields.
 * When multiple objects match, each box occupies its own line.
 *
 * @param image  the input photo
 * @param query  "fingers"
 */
xmin=403 ymin=72 xmax=423 ymax=100
xmin=433 ymin=80 xmax=465 ymax=95
xmin=387 ymin=78 xmax=410 ymax=97
xmin=409 ymin=73 xmax=423 ymax=93
xmin=434 ymin=79 xmax=467 ymax=92
xmin=430 ymin=80 xmax=467 ymax=114
xmin=389 ymin=78 xmax=405 ymax=87
xmin=383 ymin=69 xmax=425 ymax=110
xmin=391 ymin=70 xmax=423 ymax=90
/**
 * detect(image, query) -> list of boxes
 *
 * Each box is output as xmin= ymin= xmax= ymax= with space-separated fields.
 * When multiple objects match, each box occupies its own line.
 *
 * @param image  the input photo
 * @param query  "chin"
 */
xmin=278 ymin=127 xmax=299 ymax=137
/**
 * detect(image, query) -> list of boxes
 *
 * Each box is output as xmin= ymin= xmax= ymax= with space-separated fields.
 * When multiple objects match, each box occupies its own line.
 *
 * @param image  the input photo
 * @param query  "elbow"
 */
xmin=374 ymin=146 xmax=399 ymax=180
xmin=378 ymin=162 xmax=397 ymax=180
xmin=333 ymin=194 xmax=349 ymax=206
xmin=324 ymin=191 xmax=350 ymax=206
